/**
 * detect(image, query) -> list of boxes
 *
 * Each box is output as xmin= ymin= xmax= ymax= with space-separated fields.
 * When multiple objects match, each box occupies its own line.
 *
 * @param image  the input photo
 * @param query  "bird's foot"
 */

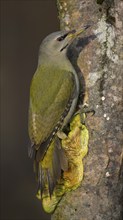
xmin=57 ymin=130 xmax=67 ymax=140
xmin=74 ymin=102 xmax=95 ymax=124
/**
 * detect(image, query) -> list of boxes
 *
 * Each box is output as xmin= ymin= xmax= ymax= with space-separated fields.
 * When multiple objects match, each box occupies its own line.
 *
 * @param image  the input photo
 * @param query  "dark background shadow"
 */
xmin=1 ymin=1 xmax=59 ymax=219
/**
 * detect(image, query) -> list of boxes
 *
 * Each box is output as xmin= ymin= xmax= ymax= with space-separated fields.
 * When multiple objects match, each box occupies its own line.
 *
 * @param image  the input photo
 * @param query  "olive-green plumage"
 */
xmin=29 ymin=65 xmax=74 ymax=147
xmin=28 ymin=27 xmax=89 ymax=198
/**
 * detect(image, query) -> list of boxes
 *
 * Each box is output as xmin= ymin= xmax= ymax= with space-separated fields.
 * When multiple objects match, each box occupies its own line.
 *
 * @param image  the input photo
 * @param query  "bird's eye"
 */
xmin=57 ymin=36 xmax=64 ymax=41
xmin=57 ymin=33 xmax=68 ymax=41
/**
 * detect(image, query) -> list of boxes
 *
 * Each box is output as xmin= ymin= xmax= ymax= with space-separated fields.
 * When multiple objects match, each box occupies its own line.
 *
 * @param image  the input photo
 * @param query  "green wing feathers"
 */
xmin=28 ymin=65 xmax=74 ymax=146
xmin=28 ymin=65 xmax=75 ymax=196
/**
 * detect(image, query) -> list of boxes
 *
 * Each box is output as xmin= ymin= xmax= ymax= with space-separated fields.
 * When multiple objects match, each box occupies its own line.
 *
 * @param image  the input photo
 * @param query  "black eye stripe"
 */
xmin=57 ymin=33 xmax=68 ymax=41
xmin=57 ymin=36 xmax=64 ymax=41
xmin=57 ymin=30 xmax=76 ymax=42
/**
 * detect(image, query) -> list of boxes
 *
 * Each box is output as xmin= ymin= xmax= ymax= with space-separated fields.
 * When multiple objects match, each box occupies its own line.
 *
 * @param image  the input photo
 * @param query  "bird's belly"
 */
xmin=62 ymin=71 xmax=79 ymax=127
xmin=62 ymin=95 xmax=79 ymax=127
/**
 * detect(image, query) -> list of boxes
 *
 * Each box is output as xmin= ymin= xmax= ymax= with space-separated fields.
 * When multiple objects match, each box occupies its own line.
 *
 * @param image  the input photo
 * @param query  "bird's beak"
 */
xmin=60 ymin=24 xmax=92 ymax=51
xmin=67 ymin=24 xmax=91 ymax=42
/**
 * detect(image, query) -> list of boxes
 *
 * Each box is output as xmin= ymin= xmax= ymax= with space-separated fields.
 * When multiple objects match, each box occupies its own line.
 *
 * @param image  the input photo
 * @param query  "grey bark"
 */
xmin=52 ymin=0 xmax=123 ymax=220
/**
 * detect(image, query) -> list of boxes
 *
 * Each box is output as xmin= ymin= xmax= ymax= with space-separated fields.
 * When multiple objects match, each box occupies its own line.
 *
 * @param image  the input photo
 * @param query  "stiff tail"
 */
xmin=34 ymin=137 xmax=68 ymax=197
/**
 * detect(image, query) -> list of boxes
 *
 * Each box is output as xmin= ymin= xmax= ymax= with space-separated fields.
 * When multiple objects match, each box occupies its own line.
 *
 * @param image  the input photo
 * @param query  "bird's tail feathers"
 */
xmin=34 ymin=137 xmax=68 ymax=197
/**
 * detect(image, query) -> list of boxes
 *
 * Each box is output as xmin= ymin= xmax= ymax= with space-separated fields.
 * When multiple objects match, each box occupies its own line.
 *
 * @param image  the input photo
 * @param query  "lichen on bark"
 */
xmin=52 ymin=0 xmax=123 ymax=219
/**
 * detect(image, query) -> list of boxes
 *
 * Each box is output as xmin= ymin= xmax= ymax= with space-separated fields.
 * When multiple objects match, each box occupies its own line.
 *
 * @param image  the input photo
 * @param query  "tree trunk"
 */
xmin=52 ymin=0 xmax=123 ymax=219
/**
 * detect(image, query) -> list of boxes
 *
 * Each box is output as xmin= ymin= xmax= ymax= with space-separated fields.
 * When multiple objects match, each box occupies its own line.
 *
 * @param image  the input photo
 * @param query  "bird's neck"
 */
xmin=38 ymin=53 xmax=75 ymax=73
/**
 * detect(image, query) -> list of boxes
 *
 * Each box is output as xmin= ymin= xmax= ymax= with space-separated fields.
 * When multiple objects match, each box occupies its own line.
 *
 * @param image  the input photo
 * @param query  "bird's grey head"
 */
xmin=38 ymin=25 xmax=91 ymax=66
xmin=38 ymin=30 xmax=77 ymax=67
xmin=39 ymin=30 xmax=75 ymax=58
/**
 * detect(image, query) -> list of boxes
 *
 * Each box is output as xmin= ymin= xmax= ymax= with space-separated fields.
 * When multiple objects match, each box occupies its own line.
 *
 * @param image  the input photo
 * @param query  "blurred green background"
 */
xmin=1 ymin=1 xmax=59 ymax=219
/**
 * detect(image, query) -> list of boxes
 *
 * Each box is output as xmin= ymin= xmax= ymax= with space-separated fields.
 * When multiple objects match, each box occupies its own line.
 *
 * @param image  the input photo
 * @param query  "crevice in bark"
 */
xmin=52 ymin=1 xmax=123 ymax=219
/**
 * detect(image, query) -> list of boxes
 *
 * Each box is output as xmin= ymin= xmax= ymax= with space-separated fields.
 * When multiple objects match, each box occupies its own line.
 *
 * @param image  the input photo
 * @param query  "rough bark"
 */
xmin=52 ymin=0 xmax=123 ymax=220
